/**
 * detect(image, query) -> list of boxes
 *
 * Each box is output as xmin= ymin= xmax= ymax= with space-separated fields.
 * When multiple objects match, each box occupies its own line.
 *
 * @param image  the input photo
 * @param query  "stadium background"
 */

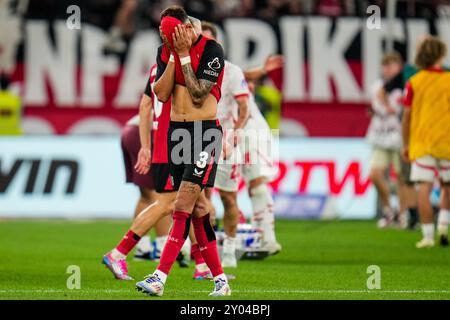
xmin=1 ymin=0 xmax=449 ymax=220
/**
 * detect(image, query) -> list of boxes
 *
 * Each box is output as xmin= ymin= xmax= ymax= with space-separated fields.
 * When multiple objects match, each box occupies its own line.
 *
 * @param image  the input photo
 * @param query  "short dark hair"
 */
xmin=201 ymin=21 xmax=217 ymax=39
xmin=160 ymin=5 xmax=188 ymax=23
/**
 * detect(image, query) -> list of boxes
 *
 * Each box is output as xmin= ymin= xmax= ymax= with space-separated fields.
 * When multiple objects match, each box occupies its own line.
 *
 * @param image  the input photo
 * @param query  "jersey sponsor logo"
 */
xmin=203 ymin=69 xmax=219 ymax=77
xmin=193 ymin=168 xmax=204 ymax=177
xmin=207 ymin=57 xmax=221 ymax=71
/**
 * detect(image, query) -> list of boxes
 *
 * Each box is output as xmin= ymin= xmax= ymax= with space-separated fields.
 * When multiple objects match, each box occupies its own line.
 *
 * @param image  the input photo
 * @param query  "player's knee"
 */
xmin=164 ymin=201 xmax=175 ymax=216
xmin=369 ymin=169 xmax=379 ymax=181
xmin=174 ymin=197 xmax=193 ymax=213
xmin=248 ymin=177 xmax=267 ymax=196
xmin=193 ymin=201 xmax=208 ymax=217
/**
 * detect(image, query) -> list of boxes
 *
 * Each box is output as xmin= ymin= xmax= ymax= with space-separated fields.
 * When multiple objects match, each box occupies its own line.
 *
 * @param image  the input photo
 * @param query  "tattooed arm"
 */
xmin=181 ymin=63 xmax=215 ymax=107
xmin=154 ymin=42 xmax=175 ymax=103
xmin=173 ymin=25 xmax=225 ymax=107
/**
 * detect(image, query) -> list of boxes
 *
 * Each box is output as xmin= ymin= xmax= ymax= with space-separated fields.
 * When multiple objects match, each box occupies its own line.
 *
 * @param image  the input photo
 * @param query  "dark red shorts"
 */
xmin=121 ymin=125 xmax=155 ymax=189
xmin=168 ymin=120 xmax=222 ymax=190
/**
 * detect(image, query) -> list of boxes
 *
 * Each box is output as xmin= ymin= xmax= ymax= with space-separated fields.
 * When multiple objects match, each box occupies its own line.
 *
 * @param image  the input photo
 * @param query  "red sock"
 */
xmin=192 ymin=213 xmax=223 ymax=277
xmin=157 ymin=211 xmax=191 ymax=275
xmin=116 ymin=230 xmax=141 ymax=255
xmin=191 ymin=243 xmax=205 ymax=265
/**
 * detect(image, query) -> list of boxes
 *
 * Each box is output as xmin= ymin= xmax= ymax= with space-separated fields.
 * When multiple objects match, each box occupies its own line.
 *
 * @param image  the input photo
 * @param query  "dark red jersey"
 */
xmin=156 ymin=35 xmax=225 ymax=102
xmin=144 ymin=64 xmax=171 ymax=164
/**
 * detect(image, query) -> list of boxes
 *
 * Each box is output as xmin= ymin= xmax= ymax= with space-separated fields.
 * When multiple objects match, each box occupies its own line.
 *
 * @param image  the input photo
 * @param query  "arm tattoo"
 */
xmin=181 ymin=63 xmax=214 ymax=107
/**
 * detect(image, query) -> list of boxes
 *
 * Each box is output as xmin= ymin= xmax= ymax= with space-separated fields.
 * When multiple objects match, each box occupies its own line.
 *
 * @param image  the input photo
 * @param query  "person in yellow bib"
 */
xmin=0 ymin=76 xmax=22 ymax=135
xmin=402 ymin=36 xmax=450 ymax=249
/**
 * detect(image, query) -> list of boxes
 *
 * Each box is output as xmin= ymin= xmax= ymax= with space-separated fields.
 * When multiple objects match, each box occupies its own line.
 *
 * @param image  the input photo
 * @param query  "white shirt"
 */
xmin=217 ymin=60 xmax=250 ymax=129
xmin=245 ymin=94 xmax=271 ymax=132
xmin=366 ymin=79 xmax=403 ymax=149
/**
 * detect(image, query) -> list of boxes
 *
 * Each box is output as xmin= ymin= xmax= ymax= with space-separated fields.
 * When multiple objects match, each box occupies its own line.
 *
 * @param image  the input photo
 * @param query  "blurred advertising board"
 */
xmin=9 ymin=17 xmax=450 ymax=136
xmin=0 ymin=137 xmax=375 ymax=219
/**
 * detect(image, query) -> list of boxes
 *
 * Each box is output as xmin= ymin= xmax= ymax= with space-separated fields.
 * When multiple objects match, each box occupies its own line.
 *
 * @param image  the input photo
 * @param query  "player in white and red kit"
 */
xmin=214 ymin=60 xmax=250 ymax=267
xmin=201 ymin=22 xmax=281 ymax=268
xmin=135 ymin=6 xmax=230 ymax=297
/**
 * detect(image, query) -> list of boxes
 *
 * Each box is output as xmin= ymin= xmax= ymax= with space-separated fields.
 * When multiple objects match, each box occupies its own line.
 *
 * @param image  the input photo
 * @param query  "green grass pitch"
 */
xmin=0 ymin=219 xmax=449 ymax=300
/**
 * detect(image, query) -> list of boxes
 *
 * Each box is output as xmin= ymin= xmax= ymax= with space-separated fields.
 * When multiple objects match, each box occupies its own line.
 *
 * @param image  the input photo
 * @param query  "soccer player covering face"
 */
xmin=135 ymin=6 xmax=230 ymax=297
xmin=102 ymin=64 xmax=213 ymax=281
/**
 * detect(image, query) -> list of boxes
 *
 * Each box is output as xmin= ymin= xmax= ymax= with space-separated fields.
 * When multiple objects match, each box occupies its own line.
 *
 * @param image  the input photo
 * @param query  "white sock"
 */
xmin=223 ymin=236 xmax=236 ymax=255
xmin=382 ymin=206 xmax=393 ymax=217
xmin=136 ymin=235 xmax=152 ymax=253
xmin=250 ymin=184 xmax=276 ymax=244
xmin=213 ymin=273 xmax=228 ymax=284
xmin=421 ymin=223 xmax=435 ymax=240
xmin=155 ymin=236 xmax=168 ymax=253
xmin=437 ymin=209 xmax=450 ymax=236
xmin=153 ymin=270 xmax=167 ymax=284
xmin=111 ymin=248 xmax=126 ymax=260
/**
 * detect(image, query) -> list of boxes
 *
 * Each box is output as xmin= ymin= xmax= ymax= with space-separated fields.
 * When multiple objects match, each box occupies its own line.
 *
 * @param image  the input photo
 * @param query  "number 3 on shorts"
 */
xmin=196 ymin=151 xmax=209 ymax=169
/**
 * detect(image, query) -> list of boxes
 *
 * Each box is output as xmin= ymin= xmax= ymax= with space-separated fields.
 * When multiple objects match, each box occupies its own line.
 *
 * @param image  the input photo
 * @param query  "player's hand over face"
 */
xmin=135 ymin=147 xmax=151 ymax=175
xmin=159 ymin=27 xmax=172 ymax=51
xmin=173 ymin=25 xmax=192 ymax=57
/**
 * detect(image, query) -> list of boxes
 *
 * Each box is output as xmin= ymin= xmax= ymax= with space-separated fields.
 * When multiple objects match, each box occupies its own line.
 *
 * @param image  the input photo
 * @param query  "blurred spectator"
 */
xmin=18 ymin=0 xmax=448 ymax=33
xmin=315 ymin=0 xmax=344 ymax=16
xmin=232 ymin=0 xmax=256 ymax=18
xmin=84 ymin=0 xmax=123 ymax=30
xmin=183 ymin=0 xmax=215 ymax=21
xmin=104 ymin=0 xmax=139 ymax=52
xmin=287 ymin=0 xmax=303 ymax=15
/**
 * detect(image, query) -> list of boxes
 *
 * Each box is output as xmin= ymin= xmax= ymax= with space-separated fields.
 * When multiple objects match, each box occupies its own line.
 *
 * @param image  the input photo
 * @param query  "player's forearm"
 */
xmin=181 ymin=62 xmax=213 ymax=107
xmin=154 ymin=62 xmax=175 ymax=102
xmin=243 ymin=67 xmax=265 ymax=81
xmin=234 ymin=97 xmax=250 ymax=130
xmin=138 ymin=95 xmax=152 ymax=150
xmin=401 ymin=109 xmax=411 ymax=147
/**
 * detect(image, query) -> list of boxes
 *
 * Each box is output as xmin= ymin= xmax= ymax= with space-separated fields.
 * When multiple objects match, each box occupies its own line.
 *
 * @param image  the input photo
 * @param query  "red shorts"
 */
xmin=121 ymin=125 xmax=155 ymax=189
